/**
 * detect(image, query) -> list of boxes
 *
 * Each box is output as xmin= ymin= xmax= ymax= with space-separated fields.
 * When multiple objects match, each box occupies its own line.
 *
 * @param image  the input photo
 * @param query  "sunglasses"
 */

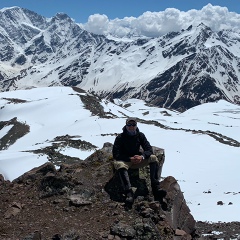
xmin=126 ymin=123 xmax=136 ymax=127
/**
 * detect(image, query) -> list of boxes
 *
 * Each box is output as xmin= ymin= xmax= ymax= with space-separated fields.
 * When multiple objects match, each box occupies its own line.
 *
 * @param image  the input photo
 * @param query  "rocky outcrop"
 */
xmin=0 ymin=117 xmax=30 ymax=150
xmin=0 ymin=143 xmax=198 ymax=239
xmin=160 ymin=176 xmax=196 ymax=238
xmin=104 ymin=143 xmax=195 ymax=239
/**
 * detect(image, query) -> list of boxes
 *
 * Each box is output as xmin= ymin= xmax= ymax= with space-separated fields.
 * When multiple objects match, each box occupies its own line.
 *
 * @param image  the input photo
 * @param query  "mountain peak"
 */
xmin=196 ymin=22 xmax=212 ymax=32
xmin=54 ymin=12 xmax=72 ymax=21
xmin=0 ymin=6 xmax=21 ymax=12
xmin=0 ymin=7 xmax=240 ymax=112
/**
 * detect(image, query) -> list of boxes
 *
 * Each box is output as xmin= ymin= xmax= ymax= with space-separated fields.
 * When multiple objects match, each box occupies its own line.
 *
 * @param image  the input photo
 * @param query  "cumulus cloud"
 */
xmin=82 ymin=4 xmax=240 ymax=38
xmin=84 ymin=14 xmax=109 ymax=35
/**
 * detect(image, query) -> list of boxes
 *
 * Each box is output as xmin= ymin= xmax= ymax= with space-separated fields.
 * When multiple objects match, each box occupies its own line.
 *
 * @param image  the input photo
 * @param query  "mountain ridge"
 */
xmin=0 ymin=6 xmax=240 ymax=111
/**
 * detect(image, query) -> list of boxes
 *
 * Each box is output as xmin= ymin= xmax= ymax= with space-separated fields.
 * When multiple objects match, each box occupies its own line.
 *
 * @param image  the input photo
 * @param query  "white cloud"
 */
xmin=82 ymin=4 xmax=240 ymax=38
xmin=84 ymin=13 xmax=109 ymax=35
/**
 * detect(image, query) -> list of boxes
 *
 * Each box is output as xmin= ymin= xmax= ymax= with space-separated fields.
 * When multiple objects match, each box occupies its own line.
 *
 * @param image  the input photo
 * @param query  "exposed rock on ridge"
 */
xmin=0 ymin=143 xmax=196 ymax=239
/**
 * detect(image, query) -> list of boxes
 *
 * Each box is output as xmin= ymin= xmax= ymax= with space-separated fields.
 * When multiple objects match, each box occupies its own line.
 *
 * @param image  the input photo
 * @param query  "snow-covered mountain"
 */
xmin=0 ymin=7 xmax=240 ymax=111
xmin=0 ymin=86 xmax=240 ymax=222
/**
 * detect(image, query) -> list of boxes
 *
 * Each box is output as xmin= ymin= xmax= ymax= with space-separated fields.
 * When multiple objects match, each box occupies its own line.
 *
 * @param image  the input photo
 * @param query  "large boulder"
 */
xmin=160 ymin=176 xmax=196 ymax=237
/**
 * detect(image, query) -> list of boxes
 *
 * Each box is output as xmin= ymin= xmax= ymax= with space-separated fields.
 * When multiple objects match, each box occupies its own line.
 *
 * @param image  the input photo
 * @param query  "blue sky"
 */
xmin=0 ymin=0 xmax=240 ymax=23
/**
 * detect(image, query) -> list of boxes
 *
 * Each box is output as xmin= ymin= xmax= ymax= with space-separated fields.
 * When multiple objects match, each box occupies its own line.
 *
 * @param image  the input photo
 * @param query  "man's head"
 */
xmin=126 ymin=117 xmax=137 ymax=135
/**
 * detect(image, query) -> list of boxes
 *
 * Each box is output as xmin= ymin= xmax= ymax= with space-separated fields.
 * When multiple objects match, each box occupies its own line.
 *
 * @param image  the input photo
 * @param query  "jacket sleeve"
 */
xmin=140 ymin=133 xmax=153 ymax=159
xmin=112 ymin=135 xmax=130 ymax=162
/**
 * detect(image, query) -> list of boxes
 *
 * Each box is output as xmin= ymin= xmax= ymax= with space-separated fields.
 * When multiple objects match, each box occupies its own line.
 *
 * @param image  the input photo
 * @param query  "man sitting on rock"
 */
xmin=112 ymin=117 xmax=166 ymax=204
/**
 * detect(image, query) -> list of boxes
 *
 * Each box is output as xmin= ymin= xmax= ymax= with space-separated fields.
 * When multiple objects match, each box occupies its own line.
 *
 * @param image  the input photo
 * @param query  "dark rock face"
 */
xmin=145 ymin=44 xmax=240 ymax=111
xmin=0 ymin=174 xmax=4 ymax=183
xmin=0 ymin=117 xmax=30 ymax=150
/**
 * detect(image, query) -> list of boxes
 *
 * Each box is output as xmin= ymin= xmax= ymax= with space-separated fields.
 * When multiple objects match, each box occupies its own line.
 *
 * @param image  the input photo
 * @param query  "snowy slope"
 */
xmin=0 ymin=86 xmax=239 ymax=222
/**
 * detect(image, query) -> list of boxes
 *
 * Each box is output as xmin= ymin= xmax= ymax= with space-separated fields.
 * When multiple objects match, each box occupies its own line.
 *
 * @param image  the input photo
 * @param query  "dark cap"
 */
xmin=126 ymin=117 xmax=137 ymax=124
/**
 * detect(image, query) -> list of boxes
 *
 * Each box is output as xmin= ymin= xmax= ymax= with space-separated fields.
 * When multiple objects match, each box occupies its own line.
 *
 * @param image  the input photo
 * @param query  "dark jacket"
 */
xmin=112 ymin=126 xmax=153 ymax=162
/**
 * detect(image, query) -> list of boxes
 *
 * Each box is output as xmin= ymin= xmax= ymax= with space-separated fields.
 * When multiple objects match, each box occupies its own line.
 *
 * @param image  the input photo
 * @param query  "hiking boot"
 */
xmin=125 ymin=189 xmax=134 ymax=204
xmin=152 ymin=184 xmax=167 ymax=201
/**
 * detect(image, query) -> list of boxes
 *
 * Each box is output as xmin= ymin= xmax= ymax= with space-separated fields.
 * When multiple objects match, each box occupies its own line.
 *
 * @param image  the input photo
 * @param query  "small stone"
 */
xmin=114 ymin=236 xmax=121 ymax=240
xmin=107 ymin=234 xmax=115 ymax=239
xmin=175 ymin=229 xmax=187 ymax=236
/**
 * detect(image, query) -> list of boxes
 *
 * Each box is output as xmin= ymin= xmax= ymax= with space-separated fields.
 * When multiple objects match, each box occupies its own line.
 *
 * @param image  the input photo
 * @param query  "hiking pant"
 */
xmin=114 ymin=155 xmax=166 ymax=201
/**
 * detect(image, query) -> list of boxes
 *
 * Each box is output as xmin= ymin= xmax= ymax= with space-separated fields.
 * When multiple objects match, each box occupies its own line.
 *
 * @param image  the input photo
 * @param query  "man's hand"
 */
xmin=130 ymin=155 xmax=143 ymax=164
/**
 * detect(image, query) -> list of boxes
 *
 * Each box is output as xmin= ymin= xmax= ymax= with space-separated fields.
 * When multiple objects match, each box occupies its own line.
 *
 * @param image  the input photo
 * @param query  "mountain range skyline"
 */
xmin=1 ymin=1 xmax=240 ymax=24
xmin=0 ymin=6 xmax=240 ymax=112
xmin=1 ymin=3 xmax=240 ymax=38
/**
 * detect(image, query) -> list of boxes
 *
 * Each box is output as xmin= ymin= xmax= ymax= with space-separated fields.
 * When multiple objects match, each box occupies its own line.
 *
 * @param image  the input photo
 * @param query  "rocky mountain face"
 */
xmin=0 ymin=7 xmax=240 ymax=111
